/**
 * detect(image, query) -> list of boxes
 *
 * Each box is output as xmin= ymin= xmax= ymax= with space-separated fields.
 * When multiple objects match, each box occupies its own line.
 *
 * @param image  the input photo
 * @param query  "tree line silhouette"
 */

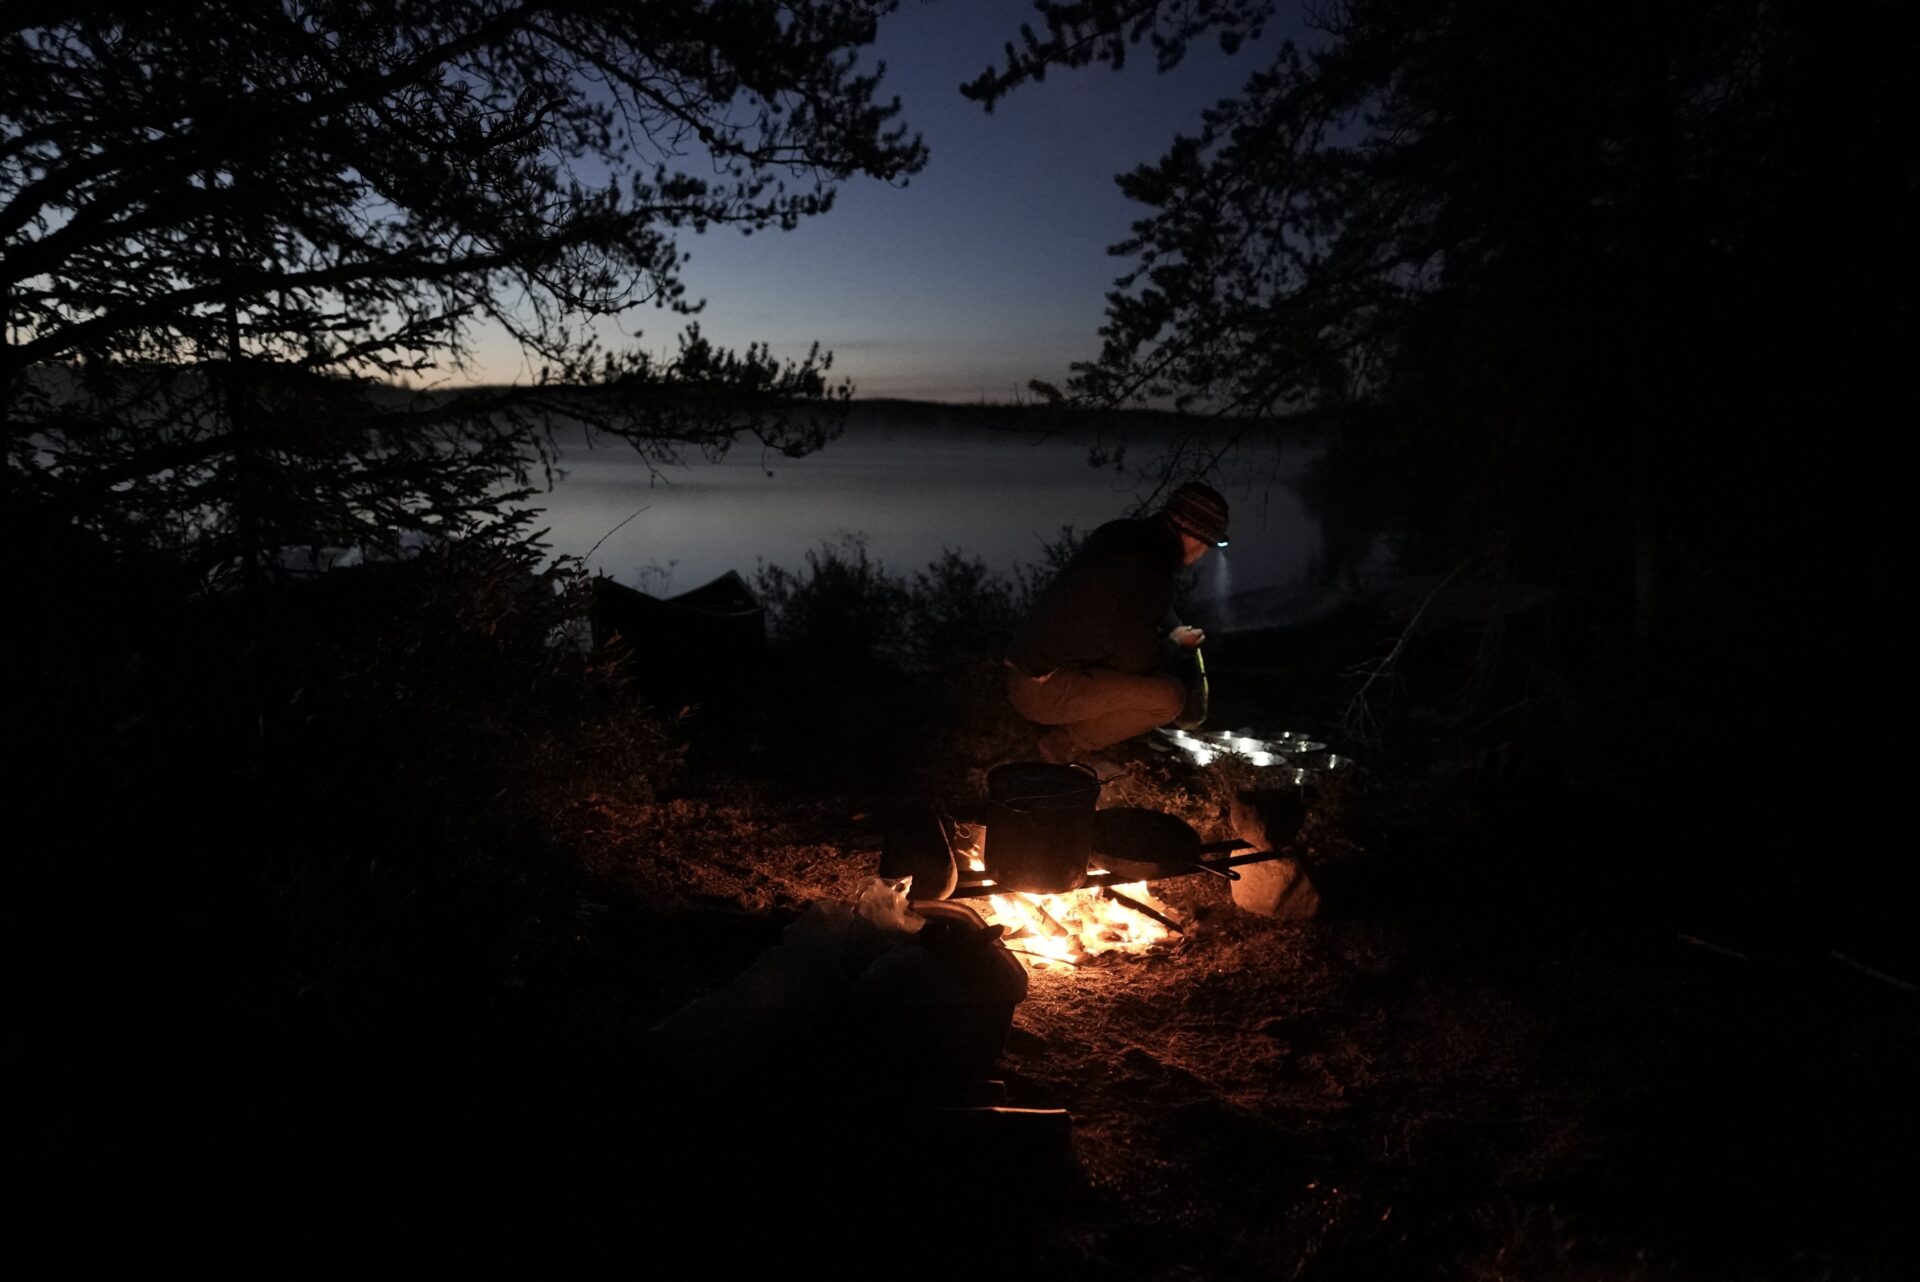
xmin=5 ymin=1 xmax=924 ymax=588
xmin=979 ymin=0 xmax=1906 ymax=716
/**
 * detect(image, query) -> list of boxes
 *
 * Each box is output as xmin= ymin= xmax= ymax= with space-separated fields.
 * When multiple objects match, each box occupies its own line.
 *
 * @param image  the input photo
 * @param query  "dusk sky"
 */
xmin=466 ymin=1 xmax=1313 ymax=401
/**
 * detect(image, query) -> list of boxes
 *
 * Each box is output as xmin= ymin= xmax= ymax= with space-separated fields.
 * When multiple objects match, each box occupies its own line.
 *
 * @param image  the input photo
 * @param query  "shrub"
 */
xmin=903 ymin=550 xmax=1022 ymax=670
xmin=755 ymin=535 xmax=911 ymax=669
xmin=758 ymin=536 xmax=1044 ymax=675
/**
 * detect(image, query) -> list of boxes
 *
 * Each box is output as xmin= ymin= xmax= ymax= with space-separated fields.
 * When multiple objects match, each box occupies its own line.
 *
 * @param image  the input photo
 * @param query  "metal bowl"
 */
xmin=1159 ymin=727 xmax=1344 ymax=776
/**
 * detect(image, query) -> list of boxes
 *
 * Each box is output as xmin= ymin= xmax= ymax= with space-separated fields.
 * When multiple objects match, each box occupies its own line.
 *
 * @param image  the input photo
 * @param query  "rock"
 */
xmin=1231 ymin=787 xmax=1307 ymax=853
xmin=1229 ymin=854 xmax=1322 ymax=919
xmin=1229 ymin=788 xmax=1318 ymax=916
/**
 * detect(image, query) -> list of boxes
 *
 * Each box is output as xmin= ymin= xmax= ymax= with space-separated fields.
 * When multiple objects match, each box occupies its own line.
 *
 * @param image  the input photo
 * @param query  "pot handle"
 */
xmin=1065 ymin=761 xmax=1103 ymax=784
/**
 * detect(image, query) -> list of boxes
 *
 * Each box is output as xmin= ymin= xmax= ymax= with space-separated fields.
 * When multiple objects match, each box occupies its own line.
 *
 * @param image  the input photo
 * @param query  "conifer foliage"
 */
xmin=970 ymin=0 xmax=1906 ymax=670
xmin=3 ymin=1 xmax=925 ymax=583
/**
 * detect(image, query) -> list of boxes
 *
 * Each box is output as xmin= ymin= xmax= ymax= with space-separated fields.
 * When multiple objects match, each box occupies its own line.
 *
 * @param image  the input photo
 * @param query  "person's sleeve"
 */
xmin=1158 ymin=606 xmax=1185 ymax=669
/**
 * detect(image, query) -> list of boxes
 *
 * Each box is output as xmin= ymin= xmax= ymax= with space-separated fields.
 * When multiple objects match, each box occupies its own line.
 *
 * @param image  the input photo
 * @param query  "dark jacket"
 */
xmin=1006 ymin=516 xmax=1184 ymax=676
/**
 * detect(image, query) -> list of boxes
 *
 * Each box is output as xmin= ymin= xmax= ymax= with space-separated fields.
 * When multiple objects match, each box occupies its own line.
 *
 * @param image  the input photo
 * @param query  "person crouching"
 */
xmin=1002 ymin=482 xmax=1229 ymax=765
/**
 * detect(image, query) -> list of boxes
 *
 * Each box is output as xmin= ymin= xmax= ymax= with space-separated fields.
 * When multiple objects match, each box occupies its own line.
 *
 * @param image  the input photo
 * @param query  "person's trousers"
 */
xmin=1005 ymin=665 xmax=1186 ymax=761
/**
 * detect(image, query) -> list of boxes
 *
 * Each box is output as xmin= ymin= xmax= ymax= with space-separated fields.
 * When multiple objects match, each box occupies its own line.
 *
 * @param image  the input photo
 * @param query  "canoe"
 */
xmin=590 ymin=570 xmax=765 ymax=705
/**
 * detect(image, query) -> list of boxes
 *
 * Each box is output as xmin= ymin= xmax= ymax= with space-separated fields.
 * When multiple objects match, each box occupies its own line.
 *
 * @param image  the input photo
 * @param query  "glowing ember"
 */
xmin=962 ymin=854 xmax=1175 ymax=968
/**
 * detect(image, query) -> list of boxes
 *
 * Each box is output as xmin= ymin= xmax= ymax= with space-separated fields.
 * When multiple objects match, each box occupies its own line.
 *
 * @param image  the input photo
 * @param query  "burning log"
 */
xmin=1102 ymin=886 xmax=1188 ymax=935
xmin=903 ymin=1106 xmax=1073 ymax=1177
xmin=990 ymin=893 xmax=1088 ymax=966
xmin=969 ymin=879 xmax=1190 ymax=968
xmin=1027 ymin=897 xmax=1073 ymax=940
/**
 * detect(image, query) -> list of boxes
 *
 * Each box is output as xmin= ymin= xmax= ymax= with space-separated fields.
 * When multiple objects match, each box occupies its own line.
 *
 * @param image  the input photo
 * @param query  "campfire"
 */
xmin=888 ymin=728 xmax=1348 ymax=971
xmin=963 ymin=851 xmax=1178 ymax=969
xmin=978 ymin=878 xmax=1174 ymax=966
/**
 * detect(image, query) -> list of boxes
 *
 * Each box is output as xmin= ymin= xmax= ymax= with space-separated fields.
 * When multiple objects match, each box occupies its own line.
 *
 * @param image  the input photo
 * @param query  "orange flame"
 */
xmin=963 ymin=855 xmax=1173 ymax=968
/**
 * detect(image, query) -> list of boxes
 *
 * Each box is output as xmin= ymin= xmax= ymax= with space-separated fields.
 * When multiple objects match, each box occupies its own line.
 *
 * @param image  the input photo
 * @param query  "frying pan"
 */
xmin=1090 ymin=807 xmax=1243 ymax=882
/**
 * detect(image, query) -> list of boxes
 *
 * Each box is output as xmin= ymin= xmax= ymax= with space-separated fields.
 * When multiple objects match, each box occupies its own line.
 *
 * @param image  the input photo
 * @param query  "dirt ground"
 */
xmin=36 ymin=599 xmax=1900 ymax=1278
xmin=554 ymin=720 xmax=1915 ymax=1281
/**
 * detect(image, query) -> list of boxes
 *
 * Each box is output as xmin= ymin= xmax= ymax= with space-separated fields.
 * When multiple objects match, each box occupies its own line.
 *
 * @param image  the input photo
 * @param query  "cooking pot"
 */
xmin=982 ymin=761 xmax=1101 ymax=894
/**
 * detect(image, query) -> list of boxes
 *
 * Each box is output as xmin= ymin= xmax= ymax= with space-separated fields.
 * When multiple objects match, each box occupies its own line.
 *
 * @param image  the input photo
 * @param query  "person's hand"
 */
xmin=1170 ymin=625 xmax=1206 ymax=649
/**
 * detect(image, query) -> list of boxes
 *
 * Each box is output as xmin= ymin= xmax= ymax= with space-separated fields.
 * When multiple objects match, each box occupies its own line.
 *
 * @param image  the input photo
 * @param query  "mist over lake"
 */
xmin=528 ymin=405 xmax=1337 ymax=630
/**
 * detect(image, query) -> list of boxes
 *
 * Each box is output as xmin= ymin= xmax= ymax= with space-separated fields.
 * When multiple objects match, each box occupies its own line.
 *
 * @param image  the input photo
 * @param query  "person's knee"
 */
xmin=1006 ymin=669 xmax=1049 ymax=724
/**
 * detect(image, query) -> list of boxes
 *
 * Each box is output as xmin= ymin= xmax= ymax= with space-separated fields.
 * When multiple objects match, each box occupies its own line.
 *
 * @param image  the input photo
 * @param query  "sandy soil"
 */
xmin=563 ymin=731 xmax=1914 ymax=1281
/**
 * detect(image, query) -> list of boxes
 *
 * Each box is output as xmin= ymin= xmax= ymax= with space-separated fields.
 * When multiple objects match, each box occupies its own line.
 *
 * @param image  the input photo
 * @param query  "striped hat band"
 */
xmin=1163 ymin=482 xmax=1230 ymax=546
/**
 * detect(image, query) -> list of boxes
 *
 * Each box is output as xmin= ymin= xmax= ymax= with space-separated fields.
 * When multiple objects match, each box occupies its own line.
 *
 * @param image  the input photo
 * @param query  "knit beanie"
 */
xmin=1162 ymin=482 xmax=1230 ymax=547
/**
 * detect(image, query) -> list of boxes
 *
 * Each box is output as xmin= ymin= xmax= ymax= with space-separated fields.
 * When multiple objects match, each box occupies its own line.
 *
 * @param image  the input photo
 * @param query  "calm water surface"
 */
xmin=528 ymin=413 xmax=1330 ymax=628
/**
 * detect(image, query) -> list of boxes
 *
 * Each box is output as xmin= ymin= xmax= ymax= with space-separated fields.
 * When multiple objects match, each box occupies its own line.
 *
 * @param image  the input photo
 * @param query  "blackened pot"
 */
xmin=982 ymin=761 xmax=1101 ymax=893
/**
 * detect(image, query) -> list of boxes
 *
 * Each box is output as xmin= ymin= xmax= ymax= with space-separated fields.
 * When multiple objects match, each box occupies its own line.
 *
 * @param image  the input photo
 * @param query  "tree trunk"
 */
xmin=1631 ymin=18 xmax=1677 ymax=692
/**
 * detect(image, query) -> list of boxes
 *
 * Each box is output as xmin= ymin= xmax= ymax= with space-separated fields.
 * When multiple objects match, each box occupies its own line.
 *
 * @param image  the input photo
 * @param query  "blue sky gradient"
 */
xmin=466 ymin=1 xmax=1307 ymax=400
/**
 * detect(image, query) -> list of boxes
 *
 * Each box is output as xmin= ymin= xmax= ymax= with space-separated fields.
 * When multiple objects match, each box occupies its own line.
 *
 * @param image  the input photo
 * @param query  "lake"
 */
xmin=527 ymin=406 xmax=1349 ymax=632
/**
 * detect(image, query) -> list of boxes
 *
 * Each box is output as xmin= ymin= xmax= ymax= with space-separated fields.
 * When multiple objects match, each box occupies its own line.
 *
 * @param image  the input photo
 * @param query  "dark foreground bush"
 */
xmin=743 ymin=538 xmax=1047 ymax=792
xmin=755 ymin=537 xmax=1008 ymax=670
xmin=15 ymin=537 xmax=685 ymax=1084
